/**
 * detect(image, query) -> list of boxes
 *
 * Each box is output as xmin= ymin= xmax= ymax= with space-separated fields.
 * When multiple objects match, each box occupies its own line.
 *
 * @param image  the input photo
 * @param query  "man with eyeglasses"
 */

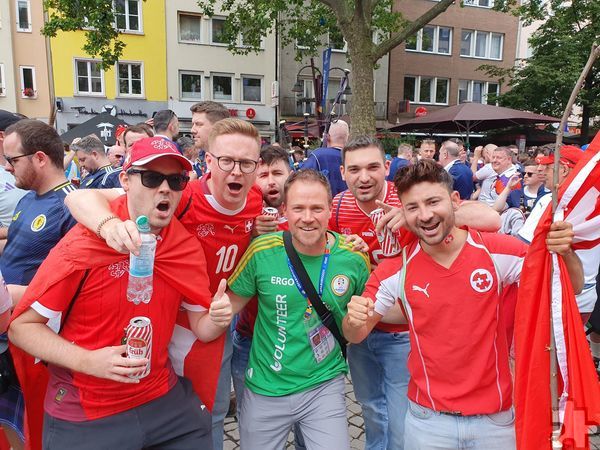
xmin=64 ymin=118 xmax=264 ymax=450
xmin=9 ymin=136 xmax=231 ymax=450
xmin=0 ymin=119 xmax=77 ymax=449
xmin=107 ymin=145 xmax=126 ymax=168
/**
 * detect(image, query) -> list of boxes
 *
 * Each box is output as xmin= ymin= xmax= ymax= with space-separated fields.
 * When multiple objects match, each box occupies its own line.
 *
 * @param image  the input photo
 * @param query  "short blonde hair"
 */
xmin=207 ymin=118 xmax=261 ymax=151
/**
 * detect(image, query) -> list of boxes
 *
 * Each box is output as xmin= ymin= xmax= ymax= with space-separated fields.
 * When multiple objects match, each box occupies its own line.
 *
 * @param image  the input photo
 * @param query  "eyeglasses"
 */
xmin=209 ymin=153 xmax=258 ymax=174
xmin=524 ymin=172 xmax=536 ymax=177
xmin=127 ymin=169 xmax=189 ymax=191
xmin=5 ymin=153 xmax=34 ymax=166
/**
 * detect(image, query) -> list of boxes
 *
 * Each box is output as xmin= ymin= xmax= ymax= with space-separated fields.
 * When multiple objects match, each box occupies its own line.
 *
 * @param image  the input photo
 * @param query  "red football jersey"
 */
xmin=31 ymin=265 xmax=208 ymax=421
xmin=170 ymin=175 xmax=262 ymax=399
xmin=329 ymin=181 xmax=414 ymax=333
xmin=364 ymin=230 xmax=527 ymax=415
xmin=176 ymin=175 xmax=263 ymax=293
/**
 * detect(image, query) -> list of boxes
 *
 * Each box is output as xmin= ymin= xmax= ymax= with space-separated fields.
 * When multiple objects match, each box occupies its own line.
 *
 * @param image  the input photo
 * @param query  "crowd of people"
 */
xmin=0 ymin=102 xmax=597 ymax=450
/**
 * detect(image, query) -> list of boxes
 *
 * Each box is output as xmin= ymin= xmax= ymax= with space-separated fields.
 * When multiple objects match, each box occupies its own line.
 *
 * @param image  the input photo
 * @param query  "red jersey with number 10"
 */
xmin=169 ymin=175 xmax=262 ymax=405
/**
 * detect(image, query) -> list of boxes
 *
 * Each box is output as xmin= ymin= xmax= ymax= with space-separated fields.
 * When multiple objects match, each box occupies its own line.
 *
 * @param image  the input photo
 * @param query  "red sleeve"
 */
xmin=328 ymin=194 xmax=342 ymax=231
xmin=30 ymin=271 xmax=87 ymax=319
xmin=174 ymin=181 xmax=195 ymax=218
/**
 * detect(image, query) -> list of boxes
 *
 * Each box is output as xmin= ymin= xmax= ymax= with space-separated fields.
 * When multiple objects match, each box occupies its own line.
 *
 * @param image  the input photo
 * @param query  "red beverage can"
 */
xmin=262 ymin=206 xmax=279 ymax=219
xmin=126 ymin=316 xmax=152 ymax=379
xmin=369 ymin=208 xmax=400 ymax=257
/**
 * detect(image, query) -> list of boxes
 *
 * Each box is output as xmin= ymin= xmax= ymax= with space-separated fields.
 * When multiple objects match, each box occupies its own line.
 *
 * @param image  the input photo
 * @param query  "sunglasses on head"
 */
xmin=127 ymin=169 xmax=189 ymax=191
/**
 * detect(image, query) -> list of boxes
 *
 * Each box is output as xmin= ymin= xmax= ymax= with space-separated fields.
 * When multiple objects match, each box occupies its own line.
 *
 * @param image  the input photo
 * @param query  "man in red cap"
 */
xmin=9 ymin=137 xmax=233 ymax=450
xmin=518 ymin=145 xmax=598 ymax=320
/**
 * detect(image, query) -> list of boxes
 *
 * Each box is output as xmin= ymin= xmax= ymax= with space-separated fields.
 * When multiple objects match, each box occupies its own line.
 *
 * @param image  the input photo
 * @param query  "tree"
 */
xmin=43 ymin=0 xmax=462 ymax=134
xmin=480 ymin=0 xmax=600 ymax=143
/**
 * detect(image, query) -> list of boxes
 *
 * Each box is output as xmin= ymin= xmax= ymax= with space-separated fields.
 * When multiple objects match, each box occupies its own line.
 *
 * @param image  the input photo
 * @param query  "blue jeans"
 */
xmin=231 ymin=329 xmax=306 ymax=450
xmin=404 ymin=400 xmax=516 ymax=450
xmin=347 ymin=329 xmax=410 ymax=450
xmin=212 ymin=330 xmax=232 ymax=450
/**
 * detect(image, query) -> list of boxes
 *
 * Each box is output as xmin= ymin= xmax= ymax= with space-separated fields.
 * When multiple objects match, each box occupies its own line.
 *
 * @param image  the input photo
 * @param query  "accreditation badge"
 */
xmin=304 ymin=311 xmax=335 ymax=364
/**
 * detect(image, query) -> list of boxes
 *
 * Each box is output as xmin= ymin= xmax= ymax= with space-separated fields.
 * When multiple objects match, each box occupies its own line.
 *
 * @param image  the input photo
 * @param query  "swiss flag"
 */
xmin=514 ymin=134 xmax=600 ymax=450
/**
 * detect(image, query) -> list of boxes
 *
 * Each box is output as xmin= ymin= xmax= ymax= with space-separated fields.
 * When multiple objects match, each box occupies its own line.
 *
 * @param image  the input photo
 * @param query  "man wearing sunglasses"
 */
xmin=64 ymin=118 xmax=265 ymax=450
xmin=10 ymin=136 xmax=232 ymax=449
xmin=492 ymin=159 xmax=548 ymax=216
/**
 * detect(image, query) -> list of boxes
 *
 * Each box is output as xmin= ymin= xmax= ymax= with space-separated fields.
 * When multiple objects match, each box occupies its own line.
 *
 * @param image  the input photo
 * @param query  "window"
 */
xmin=180 ymin=71 xmax=203 ymax=100
xmin=179 ymin=13 xmax=201 ymax=43
xmin=19 ymin=66 xmax=36 ymax=98
xmin=212 ymin=74 xmax=232 ymax=101
xmin=460 ymin=30 xmax=503 ymax=60
xmin=0 ymin=65 xmax=5 ymax=96
xmin=242 ymin=76 xmax=262 ymax=103
xmin=403 ymin=75 xmax=449 ymax=105
xmin=406 ymin=25 xmax=452 ymax=55
xmin=16 ymin=0 xmax=31 ymax=32
xmin=458 ymin=80 xmax=500 ymax=104
xmin=329 ymin=27 xmax=346 ymax=52
xmin=211 ymin=17 xmax=227 ymax=45
xmin=75 ymin=60 xmax=104 ymax=95
xmin=115 ymin=0 xmax=141 ymax=32
xmin=118 ymin=62 xmax=143 ymax=96
xmin=295 ymin=79 xmax=315 ymax=115
xmin=463 ymin=0 xmax=494 ymax=7
xmin=0 ymin=65 xmax=5 ymax=97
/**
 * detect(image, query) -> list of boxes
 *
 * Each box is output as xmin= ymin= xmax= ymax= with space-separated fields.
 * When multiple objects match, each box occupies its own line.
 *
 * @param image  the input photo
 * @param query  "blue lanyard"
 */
xmin=287 ymin=247 xmax=330 ymax=302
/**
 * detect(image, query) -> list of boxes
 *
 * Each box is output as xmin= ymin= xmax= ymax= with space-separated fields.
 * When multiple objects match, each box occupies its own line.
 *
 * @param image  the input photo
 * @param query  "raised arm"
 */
xmin=65 ymin=188 xmax=141 ymax=253
xmin=342 ymin=295 xmax=383 ymax=344
xmin=455 ymin=201 xmax=501 ymax=232
xmin=492 ymin=174 xmax=521 ymax=213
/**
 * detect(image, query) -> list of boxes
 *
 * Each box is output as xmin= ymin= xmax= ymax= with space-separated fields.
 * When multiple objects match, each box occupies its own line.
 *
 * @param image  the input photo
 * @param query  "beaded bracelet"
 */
xmin=96 ymin=215 xmax=120 ymax=238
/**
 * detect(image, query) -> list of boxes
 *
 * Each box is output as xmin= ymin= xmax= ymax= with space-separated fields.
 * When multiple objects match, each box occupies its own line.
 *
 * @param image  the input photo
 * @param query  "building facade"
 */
xmin=166 ymin=0 xmax=277 ymax=140
xmin=3 ymin=0 xmax=52 ymax=120
xmin=52 ymin=0 xmax=168 ymax=136
xmin=388 ymin=0 xmax=519 ymax=122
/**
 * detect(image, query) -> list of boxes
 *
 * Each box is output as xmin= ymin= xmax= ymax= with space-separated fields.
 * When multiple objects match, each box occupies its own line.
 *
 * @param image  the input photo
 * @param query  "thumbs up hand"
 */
xmin=209 ymin=279 xmax=232 ymax=328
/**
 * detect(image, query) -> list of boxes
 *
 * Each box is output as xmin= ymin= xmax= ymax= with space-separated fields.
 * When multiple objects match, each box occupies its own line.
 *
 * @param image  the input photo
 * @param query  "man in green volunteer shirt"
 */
xmin=226 ymin=169 xmax=370 ymax=450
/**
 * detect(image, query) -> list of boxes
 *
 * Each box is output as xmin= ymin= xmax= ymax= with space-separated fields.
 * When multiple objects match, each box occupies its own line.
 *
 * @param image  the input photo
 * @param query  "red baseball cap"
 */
xmin=115 ymin=124 xmax=127 ymax=139
xmin=123 ymin=137 xmax=192 ymax=172
xmin=536 ymin=145 xmax=583 ymax=168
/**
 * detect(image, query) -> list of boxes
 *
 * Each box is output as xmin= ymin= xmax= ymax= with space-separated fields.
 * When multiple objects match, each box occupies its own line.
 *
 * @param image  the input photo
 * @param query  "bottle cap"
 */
xmin=135 ymin=215 xmax=151 ymax=233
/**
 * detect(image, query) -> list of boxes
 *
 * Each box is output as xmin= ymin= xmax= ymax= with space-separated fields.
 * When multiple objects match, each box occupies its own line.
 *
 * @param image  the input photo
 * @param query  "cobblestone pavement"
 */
xmin=223 ymin=376 xmax=600 ymax=450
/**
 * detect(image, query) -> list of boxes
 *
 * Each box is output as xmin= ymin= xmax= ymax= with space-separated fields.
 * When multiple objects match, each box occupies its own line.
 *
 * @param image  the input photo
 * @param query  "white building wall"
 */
xmin=166 ymin=0 xmax=277 ymax=138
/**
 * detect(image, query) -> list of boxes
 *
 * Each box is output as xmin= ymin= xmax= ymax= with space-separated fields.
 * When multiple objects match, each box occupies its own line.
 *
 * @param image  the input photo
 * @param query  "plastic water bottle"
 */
xmin=127 ymin=216 xmax=157 ymax=305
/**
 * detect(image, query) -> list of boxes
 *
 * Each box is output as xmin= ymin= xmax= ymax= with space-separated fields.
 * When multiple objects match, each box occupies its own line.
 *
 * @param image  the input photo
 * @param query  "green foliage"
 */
xmin=43 ymin=0 xmax=132 ymax=69
xmin=480 ymin=0 xmax=600 ymax=119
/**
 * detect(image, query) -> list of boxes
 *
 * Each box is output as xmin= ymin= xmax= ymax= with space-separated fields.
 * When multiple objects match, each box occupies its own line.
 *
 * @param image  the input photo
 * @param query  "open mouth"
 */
xmin=157 ymin=201 xmax=170 ymax=212
xmin=268 ymin=188 xmax=279 ymax=196
xmin=420 ymin=222 xmax=440 ymax=235
xmin=228 ymin=182 xmax=243 ymax=194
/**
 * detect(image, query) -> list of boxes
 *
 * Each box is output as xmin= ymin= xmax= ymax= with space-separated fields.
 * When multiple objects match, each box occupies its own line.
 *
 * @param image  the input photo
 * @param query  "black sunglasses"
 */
xmin=524 ymin=171 xmax=536 ymax=177
xmin=127 ymin=169 xmax=189 ymax=191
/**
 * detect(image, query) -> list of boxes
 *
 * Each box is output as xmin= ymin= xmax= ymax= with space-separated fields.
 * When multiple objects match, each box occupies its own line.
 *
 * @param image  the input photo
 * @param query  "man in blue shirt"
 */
xmin=73 ymin=135 xmax=121 ymax=189
xmin=387 ymin=143 xmax=413 ymax=182
xmin=302 ymin=119 xmax=349 ymax=196
xmin=438 ymin=140 xmax=474 ymax=200
xmin=0 ymin=119 xmax=77 ymax=448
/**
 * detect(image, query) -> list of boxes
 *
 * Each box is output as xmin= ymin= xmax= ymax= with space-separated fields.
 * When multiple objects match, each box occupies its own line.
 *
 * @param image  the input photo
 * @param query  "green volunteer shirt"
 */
xmin=228 ymin=231 xmax=370 ymax=397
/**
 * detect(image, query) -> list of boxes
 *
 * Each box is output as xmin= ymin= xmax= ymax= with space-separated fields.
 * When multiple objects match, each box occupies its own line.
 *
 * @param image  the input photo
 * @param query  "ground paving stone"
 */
xmin=223 ymin=376 xmax=600 ymax=449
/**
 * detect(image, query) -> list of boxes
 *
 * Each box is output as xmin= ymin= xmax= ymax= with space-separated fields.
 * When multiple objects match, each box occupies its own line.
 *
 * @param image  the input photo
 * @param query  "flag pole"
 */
xmin=549 ymin=43 xmax=600 ymax=448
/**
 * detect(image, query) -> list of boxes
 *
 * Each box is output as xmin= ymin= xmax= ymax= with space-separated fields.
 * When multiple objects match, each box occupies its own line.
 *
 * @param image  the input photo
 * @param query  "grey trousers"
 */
xmin=42 ymin=377 xmax=212 ymax=450
xmin=240 ymin=375 xmax=350 ymax=450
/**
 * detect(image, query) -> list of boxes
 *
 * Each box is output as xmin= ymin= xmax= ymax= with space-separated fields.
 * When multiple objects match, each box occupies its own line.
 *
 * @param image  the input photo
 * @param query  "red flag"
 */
xmin=515 ymin=134 xmax=600 ymax=450
xmin=9 ymin=196 xmax=224 ymax=450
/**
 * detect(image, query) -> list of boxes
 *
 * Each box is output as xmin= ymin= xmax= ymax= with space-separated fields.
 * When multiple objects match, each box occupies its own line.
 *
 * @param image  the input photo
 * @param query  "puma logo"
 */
xmin=412 ymin=283 xmax=430 ymax=298
xmin=224 ymin=225 xmax=238 ymax=233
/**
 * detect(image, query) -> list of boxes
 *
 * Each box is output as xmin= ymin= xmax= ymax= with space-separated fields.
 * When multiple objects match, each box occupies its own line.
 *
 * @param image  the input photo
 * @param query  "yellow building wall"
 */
xmin=51 ymin=0 xmax=167 ymax=101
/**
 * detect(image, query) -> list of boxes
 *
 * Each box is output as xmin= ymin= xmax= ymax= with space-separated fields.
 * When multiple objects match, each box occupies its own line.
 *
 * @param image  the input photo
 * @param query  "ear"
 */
xmin=384 ymin=159 xmax=391 ymax=177
xmin=119 ymin=170 xmax=130 ymax=192
xmin=340 ymin=164 xmax=346 ymax=181
xmin=450 ymin=190 xmax=461 ymax=211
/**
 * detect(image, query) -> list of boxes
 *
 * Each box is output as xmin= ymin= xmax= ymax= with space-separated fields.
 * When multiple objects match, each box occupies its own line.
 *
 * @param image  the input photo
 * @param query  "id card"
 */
xmin=307 ymin=323 xmax=336 ymax=364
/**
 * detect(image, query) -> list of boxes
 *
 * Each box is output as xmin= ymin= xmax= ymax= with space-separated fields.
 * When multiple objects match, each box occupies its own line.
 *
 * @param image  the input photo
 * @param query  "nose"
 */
xmin=158 ymin=177 xmax=172 ymax=193
xmin=301 ymin=209 xmax=314 ymax=223
xmin=358 ymin=169 xmax=370 ymax=182
xmin=230 ymin=161 xmax=243 ymax=176
xmin=4 ymin=161 xmax=12 ymax=173
xmin=417 ymin=205 xmax=433 ymax=223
